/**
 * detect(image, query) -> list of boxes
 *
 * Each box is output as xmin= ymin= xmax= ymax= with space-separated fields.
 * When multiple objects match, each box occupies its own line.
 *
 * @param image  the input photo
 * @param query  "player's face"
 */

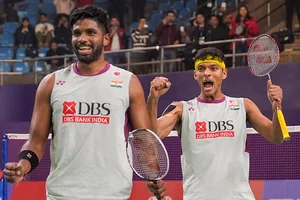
xmin=194 ymin=62 xmax=227 ymax=97
xmin=72 ymin=18 xmax=109 ymax=64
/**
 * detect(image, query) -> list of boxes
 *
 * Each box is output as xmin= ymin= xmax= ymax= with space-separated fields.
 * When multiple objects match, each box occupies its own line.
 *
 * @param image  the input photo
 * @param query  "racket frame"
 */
xmin=126 ymin=128 xmax=170 ymax=181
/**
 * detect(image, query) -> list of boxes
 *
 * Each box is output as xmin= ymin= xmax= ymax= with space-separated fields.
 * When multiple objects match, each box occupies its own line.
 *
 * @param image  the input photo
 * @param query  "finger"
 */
xmin=4 ymin=175 xmax=18 ymax=183
xmin=5 ymin=163 xmax=18 ymax=170
xmin=159 ymin=191 xmax=166 ymax=198
xmin=3 ymin=169 xmax=17 ymax=177
xmin=16 ymin=163 xmax=25 ymax=176
xmin=267 ymin=80 xmax=272 ymax=88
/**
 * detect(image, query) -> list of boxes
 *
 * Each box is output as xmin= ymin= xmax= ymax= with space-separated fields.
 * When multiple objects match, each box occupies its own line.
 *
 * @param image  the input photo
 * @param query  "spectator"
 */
xmin=35 ymin=13 xmax=55 ymax=48
xmin=189 ymin=13 xmax=208 ymax=44
xmin=285 ymin=0 xmax=300 ymax=32
xmin=155 ymin=10 xmax=181 ymax=72
xmin=229 ymin=5 xmax=259 ymax=67
xmin=6 ymin=3 xmax=19 ymax=22
xmin=14 ymin=17 xmax=36 ymax=48
xmin=54 ymin=15 xmax=72 ymax=49
xmin=131 ymin=17 xmax=153 ymax=75
xmin=53 ymin=0 xmax=76 ymax=23
xmin=107 ymin=0 xmax=126 ymax=28
xmin=206 ymin=15 xmax=230 ymax=53
xmin=45 ymin=40 xmax=70 ymax=72
xmin=76 ymin=0 xmax=93 ymax=8
xmin=105 ymin=17 xmax=128 ymax=65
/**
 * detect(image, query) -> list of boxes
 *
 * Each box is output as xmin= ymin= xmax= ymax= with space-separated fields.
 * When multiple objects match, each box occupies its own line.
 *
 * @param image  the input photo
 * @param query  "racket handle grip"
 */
xmin=277 ymin=109 xmax=290 ymax=141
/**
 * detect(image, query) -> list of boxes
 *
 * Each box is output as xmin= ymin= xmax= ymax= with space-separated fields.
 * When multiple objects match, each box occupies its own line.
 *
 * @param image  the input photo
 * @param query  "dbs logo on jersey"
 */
xmin=62 ymin=101 xmax=111 ymax=124
xmin=195 ymin=120 xmax=235 ymax=139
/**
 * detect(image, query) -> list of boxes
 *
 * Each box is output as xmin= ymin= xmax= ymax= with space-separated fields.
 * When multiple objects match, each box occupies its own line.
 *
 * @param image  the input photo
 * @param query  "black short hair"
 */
xmin=69 ymin=5 xmax=110 ymax=34
xmin=195 ymin=47 xmax=226 ymax=63
xmin=166 ymin=10 xmax=176 ymax=16
xmin=40 ymin=12 xmax=47 ymax=17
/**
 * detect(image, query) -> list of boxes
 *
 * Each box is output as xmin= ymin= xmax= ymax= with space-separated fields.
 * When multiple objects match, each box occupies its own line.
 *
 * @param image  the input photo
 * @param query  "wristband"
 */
xmin=18 ymin=150 xmax=39 ymax=174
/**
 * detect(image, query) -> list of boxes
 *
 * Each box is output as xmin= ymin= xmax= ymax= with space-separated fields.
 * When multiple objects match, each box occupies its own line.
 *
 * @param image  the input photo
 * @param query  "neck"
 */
xmin=76 ymin=55 xmax=107 ymax=76
xmin=198 ymin=91 xmax=224 ymax=101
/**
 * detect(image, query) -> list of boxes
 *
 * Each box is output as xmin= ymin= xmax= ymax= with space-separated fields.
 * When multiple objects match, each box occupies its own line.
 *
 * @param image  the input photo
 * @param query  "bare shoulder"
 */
xmin=129 ymin=74 xmax=144 ymax=100
xmin=243 ymin=98 xmax=258 ymax=114
xmin=37 ymin=73 xmax=56 ymax=96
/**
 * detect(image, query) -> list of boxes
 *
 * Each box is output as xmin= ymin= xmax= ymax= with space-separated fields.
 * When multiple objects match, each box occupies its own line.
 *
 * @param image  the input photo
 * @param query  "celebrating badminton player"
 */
xmin=3 ymin=5 xmax=166 ymax=200
xmin=147 ymin=47 xmax=285 ymax=199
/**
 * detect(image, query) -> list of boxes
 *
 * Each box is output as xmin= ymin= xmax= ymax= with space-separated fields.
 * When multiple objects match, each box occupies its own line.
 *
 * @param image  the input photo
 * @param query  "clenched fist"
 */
xmin=149 ymin=77 xmax=171 ymax=99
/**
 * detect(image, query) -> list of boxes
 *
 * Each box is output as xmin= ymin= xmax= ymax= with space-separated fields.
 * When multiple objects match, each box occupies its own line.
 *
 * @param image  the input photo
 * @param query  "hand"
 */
xmin=267 ymin=80 xmax=283 ymax=109
xmin=162 ymin=18 xmax=168 ymax=25
xmin=147 ymin=180 xmax=166 ymax=200
xmin=149 ymin=77 xmax=171 ymax=99
xmin=3 ymin=162 xmax=26 ymax=184
xmin=193 ymin=20 xmax=198 ymax=27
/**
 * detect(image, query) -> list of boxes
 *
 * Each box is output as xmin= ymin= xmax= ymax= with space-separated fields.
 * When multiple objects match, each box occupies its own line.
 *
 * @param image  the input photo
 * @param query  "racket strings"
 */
xmin=248 ymin=36 xmax=279 ymax=76
xmin=128 ymin=130 xmax=168 ymax=180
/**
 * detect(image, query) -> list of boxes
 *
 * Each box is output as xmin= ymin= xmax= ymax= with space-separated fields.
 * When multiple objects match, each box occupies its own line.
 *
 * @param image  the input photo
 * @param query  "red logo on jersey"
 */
xmin=195 ymin=120 xmax=235 ymax=139
xmin=195 ymin=121 xmax=207 ymax=132
xmin=63 ymin=101 xmax=76 ymax=115
xmin=114 ymin=71 xmax=120 ymax=76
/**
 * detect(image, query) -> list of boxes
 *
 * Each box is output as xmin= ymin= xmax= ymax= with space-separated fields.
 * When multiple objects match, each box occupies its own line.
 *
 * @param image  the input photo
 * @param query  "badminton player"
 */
xmin=3 ymin=5 xmax=166 ymax=200
xmin=147 ymin=47 xmax=284 ymax=199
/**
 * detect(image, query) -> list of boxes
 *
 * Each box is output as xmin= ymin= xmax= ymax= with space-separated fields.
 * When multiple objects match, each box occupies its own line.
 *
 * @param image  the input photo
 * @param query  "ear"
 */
xmin=194 ymin=70 xmax=198 ymax=80
xmin=103 ymin=33 xmax=110 ymax=47
xmin=222 ymin=69 xmax=227 ymax=80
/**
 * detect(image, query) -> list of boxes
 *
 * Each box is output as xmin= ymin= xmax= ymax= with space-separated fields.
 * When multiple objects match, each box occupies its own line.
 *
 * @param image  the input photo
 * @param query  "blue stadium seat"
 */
xmin=129 ymin=22 xmax=139 ymax=34
xmin=172 ymin=1 xmax=185 ymax=11
xmin=150 ymin=11 xmax=163 ymax=24
xmin=13 ymin=62 xmax=30 ymax=73
xmin=0 ymin=35 xmax=14 ymax=47
xmin=26 ymin=0 xmax=40 ymax=2
xmin=34 ymin=61 xmax=46 ymax=72
xmin=185 ymin=0 xmax=197 ymax=11
xmin=0 ymin=63 xmax=11 ymax=72
xmin=146 ymin=0 xmax=158 ymax=3
xmin=3 ymin=22 xmax=19 ymax=35
xmin=0 ymin=48 xmax=13 ymax=59
xmin=16 ymin=48 xmax=26 ymax=59
xmin=39 ymin=48 xmax=49 ymax=57
xmin=178 ymin=9 xmax=190 ymax=20
xmin=159 ymin=2 xmax=171 ymax=12
xmin=41 ymin=3 xmax=56 ymax=15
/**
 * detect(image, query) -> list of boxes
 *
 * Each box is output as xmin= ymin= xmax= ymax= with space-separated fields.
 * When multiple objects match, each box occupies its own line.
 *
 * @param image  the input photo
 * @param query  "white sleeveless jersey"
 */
xmin=181 ymin=96 xmax=255 ymax=200
xmin=46 ymin=63 xmax=133 ymax=200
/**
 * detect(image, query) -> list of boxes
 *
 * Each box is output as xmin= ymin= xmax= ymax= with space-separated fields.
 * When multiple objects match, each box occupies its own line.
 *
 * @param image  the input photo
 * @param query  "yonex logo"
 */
xmin=56 ymin=80 xmax=66 ymax=85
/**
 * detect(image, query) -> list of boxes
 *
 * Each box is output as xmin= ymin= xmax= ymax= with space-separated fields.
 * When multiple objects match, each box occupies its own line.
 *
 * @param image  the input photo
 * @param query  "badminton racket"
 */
xmin=247 ymin=34 xmax=290 ymax=141
xmin=126 ymin=128 xmax=169 ymax=182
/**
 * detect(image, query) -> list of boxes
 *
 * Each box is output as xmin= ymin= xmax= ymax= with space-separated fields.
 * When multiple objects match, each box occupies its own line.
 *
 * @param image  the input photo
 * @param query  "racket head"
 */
xmin=126 ymin=128 xmax=169 ymax=181
xmin=247 ymin=34 xmax=280 ymax=77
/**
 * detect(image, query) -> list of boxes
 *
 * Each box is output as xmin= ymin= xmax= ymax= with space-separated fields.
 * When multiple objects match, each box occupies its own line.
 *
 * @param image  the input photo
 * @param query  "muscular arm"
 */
xmin=245 ymin=98 xmax=283 ymax=144
xmin=19 ymin=73 xmax=54 ymax=174
xmin=147 ymin=98 xmax=182 ymax=139
xmin=128 ymin=75 xmax=151 ymax=130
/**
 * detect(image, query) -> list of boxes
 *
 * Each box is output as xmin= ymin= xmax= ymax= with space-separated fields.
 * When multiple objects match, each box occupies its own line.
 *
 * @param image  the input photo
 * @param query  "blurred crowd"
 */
xmin=1 ymin=0 xmax=299 ymax=74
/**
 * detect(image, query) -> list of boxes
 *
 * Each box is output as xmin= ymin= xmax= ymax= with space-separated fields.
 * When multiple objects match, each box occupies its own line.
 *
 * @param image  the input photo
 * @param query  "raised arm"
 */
xmin=147 ymin=77 xmax=182 ymax=139
xmin=245 ymin=80 xmax=284 ymax=144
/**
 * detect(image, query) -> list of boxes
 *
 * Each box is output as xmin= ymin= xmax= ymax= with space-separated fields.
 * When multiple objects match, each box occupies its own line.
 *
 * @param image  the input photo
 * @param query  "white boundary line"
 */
xmin=4 ymin=125 xmax=300 ymax=139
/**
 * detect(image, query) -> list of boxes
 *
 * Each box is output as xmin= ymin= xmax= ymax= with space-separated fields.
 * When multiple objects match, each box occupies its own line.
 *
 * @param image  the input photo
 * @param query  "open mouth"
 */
xmin=77 ymin=44 xmax=92 ymax=54
xmin=203 ymin=80 xmax=214 ymax=89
